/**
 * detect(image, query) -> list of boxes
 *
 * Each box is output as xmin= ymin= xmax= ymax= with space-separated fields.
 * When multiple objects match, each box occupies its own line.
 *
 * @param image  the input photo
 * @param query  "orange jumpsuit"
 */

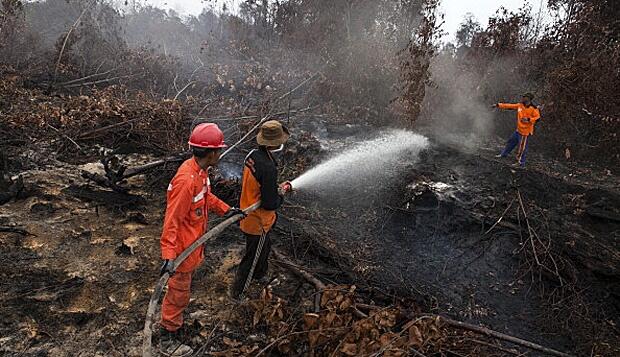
xmin=160 ymin=158 xmax=230 ymax=332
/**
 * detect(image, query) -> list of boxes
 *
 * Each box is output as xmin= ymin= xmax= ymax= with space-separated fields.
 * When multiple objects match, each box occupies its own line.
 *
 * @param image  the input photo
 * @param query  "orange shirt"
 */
xmin=160 ymin=158 xmax=230 ymax=272
xmin=498 ymin=103 xmax=541 ymax=136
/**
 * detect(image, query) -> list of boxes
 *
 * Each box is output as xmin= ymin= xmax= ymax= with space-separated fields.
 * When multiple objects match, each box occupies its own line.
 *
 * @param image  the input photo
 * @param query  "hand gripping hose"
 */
xmin=142 ymin=202 xmax=260 ymax=357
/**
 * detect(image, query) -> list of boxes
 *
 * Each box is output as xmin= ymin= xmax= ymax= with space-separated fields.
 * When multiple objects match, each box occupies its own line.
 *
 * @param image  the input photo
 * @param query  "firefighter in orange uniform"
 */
xmin=493 ymin=92 xmax=541 ymax=167
xmin=230 ymin=120 xmax=291 ymax=298
xmin=159 ymin=123 xmax=242 ymax=356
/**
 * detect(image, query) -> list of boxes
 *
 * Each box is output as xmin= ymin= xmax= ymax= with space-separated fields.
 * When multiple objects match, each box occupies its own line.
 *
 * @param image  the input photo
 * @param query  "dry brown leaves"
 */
xmin=238 ymin=285 xmax=448 ymax=356
xmin=0 ymin=74 xmax=186 ymax=155
xmin=210 ymin=337 xmax=260 ymax=357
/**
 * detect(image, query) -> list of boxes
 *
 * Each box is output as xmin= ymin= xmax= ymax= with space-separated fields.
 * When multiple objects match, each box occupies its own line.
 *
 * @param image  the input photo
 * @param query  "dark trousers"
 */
xmin=501 ymin=131 xmax=530 ymax=166
xmin=232 ymin=232 xmax=272 ymax=295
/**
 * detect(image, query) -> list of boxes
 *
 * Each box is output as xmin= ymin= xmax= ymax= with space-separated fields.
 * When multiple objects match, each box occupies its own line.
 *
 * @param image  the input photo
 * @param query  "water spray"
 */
xmin=291 ymin=130 xmax=429 ymax=193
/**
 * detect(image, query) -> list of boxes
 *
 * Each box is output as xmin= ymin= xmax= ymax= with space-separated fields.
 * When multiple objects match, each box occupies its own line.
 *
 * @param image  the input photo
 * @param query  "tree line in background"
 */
xmin=427 ymin=0 xmax=619 ymax=162
xmin=0 ymin=0 xmax=618 ymax=163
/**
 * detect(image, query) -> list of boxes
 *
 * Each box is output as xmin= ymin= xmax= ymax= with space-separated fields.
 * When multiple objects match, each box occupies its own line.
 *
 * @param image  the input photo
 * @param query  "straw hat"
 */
xmin=257 ymin=120 xmax=290 ymax=146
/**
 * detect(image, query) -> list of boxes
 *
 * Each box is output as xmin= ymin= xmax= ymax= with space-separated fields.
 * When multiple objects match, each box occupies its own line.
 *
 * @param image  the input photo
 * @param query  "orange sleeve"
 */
xmin=207 ymin=191 xmax=230 ymax=217
xmin=160 ymin=174 xmax=193 ymax=260
xmin=531 ymin=108 xmax=541 ymax=123
xmin=498 ymin=103 xmax=519 ymax=110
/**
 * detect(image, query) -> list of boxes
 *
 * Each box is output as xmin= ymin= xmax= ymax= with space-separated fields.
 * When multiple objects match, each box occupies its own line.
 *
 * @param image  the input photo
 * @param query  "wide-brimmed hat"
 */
xmin=522 ymin=92 xmax=535 ymax=100
xmin=257 ymin=120 xmax=290 ymax=146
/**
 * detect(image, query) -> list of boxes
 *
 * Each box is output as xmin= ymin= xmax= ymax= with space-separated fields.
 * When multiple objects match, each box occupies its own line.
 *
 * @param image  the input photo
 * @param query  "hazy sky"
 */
xmin=145 ymin=0 xmax=544 ymax=40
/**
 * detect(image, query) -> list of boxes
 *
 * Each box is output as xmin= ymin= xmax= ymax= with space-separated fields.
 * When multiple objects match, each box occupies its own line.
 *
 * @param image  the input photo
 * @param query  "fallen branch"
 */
xmin=272 ymin=249 xmax=368 ymax=319
xmin=517 ymin=189 xmax=541 ymax=266
xmin=47 ymin=124 xmax=82 ymax=151
xmin=83 ymin=152 xmax=189 ymax=193
xmin=58 ymin=68 xmax=117 ymax=86
xmin=77 ymin=117 xmax=144 ymax=139
xmin=438 ymin=316 xmax=575 ymax=357
xmin=61 ymin=74 xmax=139 ymax=89
xmin=273 ymin=249 xmax=326 ymax=289
xmin=484 ymin=198 xmax=516 ymax=235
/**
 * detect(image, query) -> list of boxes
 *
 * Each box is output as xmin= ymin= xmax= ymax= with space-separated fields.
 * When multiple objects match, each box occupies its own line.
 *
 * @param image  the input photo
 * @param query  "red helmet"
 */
xmin=188 ymin=123 xmax=227 ymax=149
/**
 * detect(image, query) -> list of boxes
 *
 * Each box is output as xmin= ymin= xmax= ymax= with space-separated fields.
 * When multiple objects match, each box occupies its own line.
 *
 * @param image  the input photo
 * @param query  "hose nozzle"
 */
xmin=278 ymin=181 xmax=293 ymax=195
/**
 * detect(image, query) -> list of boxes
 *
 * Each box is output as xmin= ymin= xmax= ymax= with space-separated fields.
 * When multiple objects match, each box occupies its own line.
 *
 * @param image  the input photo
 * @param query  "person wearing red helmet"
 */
xmin=158 ymin=123 xmax=243 ymax=356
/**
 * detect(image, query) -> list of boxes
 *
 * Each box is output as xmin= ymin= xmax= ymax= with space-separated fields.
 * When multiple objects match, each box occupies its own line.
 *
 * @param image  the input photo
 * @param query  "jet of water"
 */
xmin=291 ymin=130 xmax=429 ymax=193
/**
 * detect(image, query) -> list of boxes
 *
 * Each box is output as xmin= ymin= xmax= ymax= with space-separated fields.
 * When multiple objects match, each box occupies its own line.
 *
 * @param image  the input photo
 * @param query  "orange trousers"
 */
xmin=161 ymin=271 xmax=192 ymax=332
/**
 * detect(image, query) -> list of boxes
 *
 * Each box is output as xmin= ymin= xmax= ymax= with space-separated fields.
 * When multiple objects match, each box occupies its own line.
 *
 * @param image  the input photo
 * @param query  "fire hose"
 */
xmin=142 ymin=201 xmax=260 ymax=357
xmin=142 ymin=183 xmax=292 ymax=357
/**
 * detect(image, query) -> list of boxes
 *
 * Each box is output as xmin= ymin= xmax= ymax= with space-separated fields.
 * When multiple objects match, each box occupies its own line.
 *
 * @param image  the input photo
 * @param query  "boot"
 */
xmin=159 ymin=328 xmax=193 ymax=357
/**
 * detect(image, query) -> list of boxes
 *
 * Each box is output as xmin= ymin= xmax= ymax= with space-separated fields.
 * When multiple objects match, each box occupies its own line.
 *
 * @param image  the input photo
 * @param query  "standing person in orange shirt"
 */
xmin=230 ymin=120 xmax=292 ymax=299
xmin=493 ymin=92 xmax=541 ymax=167
xmin=159 ymin=123 xmax=243 ymax=356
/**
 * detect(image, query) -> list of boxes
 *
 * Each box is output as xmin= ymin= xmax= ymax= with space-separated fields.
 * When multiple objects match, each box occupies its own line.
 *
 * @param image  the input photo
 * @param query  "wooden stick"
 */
xmin=516 ymin=190 xmax=541 ymax=265
xmin=219 ymin=73 xmax=319 ymax=158
xmin=438 ymin=316 xmax=575 ymax=357
xmin=484 ymin=197 xmax=516 ymax=235
xmin=272 ymin=249 xmax=368 ymax=319
xmin=46 ymin=124 xmax=82 ymax=151
xmin=173 ymin=81 xmax=196 ymax=101
xmin=54 ymin=3 xmax=93 ymax=79
xmin=58 ymin=68 xmax=117 ymax=86
xmin=273 ymin=249 xmax=326 ymax=289
xmin=77 ymin=117 xmax=144 ymax=139
xmin=62 ymin=74 xmax=138 ymax=89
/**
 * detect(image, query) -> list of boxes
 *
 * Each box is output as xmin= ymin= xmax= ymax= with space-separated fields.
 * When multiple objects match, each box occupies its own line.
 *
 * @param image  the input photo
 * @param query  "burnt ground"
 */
xmin=0 ymin=125 xmax=618 ymax=356
xmin=275 ymin=129 xmax=620 ymax=356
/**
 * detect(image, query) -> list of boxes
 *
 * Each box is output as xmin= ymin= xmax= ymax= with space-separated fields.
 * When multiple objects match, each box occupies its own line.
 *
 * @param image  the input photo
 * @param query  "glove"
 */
xmin=278 ymin=181 xmax=292 ymax=196
xmin=520 ymin=117 xmax=531 ymax=123
xmin=160 ymin=259 xmax=175 ymax=276
xmin=224 ymin=207 xmax=246 ymax=219
xmin=491 ymin=103 xmax=498 ymax=109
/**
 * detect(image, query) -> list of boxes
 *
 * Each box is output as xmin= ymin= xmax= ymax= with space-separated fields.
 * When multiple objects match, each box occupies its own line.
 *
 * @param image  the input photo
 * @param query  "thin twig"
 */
xmin=517 ymin=190 xmax=541 ymax=266
xmin=58 ymin=68 xmax=117 ymax=86
xmin=46 ymin=124 xmax=82 ymax=151
xmin=62 ymin=74 xmax=138 ymax=89
xmin=219 ymin=73 xmax=319 ymax=159
xmin=439 ymin=315 xmax=575 ymax=357
xmin=173 ymin=81 xmax=196 ymax=101
xmin=484 ymin=198 xmax=516 ymax=235
xmin=54 ymin=1 xmax=96 ymax=79
xmin=254 ymin=327 xmax=348 ymax=357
